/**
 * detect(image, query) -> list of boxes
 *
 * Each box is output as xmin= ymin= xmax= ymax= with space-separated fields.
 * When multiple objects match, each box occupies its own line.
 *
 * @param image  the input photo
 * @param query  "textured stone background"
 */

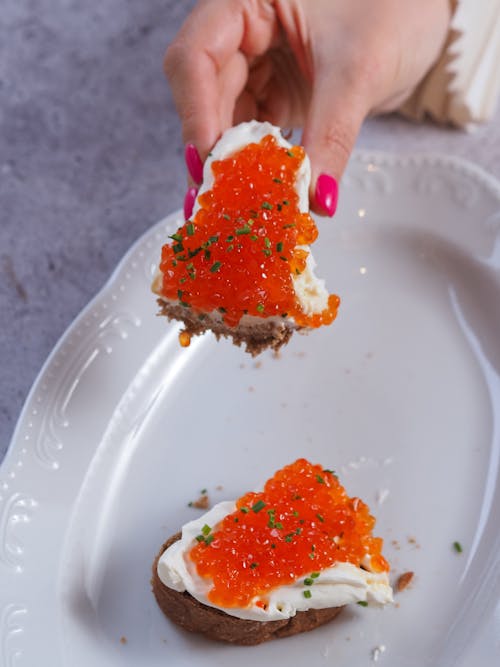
xmin=1 ymin=0 xmax=499 ymax=461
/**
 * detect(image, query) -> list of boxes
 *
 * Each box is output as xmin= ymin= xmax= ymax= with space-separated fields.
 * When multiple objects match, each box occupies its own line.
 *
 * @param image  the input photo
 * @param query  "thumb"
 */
xmin=301 ymin=78 xmax=367 ymax=216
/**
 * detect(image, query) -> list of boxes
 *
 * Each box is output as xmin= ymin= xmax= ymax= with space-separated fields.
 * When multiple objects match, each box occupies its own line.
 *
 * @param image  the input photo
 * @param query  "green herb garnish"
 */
xmin=303 ymin=590 xmax=312 ymax=599
xmin=210 ymin=261 xmax=222 ymax=273
xmin=252 ymin=500 xmax=266 ymax=513
xmin=186 ymin=222 xmax=195 ymax=236
xmin=453 ymin=541 xmax=463 ymax=553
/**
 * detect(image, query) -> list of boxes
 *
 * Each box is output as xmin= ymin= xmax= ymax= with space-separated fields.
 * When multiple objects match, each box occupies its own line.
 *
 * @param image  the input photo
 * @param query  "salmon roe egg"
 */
xmin=159 ymin=136 xmax=339 ymax=328
xmin=189 ymin=459 xmax=389 ymax=609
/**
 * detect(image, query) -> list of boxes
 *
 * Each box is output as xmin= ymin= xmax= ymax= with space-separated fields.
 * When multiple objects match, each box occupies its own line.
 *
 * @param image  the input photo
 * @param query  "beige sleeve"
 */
xmin=399 ymin=0 xmax=500 ymax=128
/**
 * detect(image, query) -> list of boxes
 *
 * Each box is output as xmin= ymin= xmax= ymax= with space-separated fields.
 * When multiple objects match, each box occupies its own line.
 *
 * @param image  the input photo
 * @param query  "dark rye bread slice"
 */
xmin=152 ymin=533 xmax=343 ymax=645
xmin=157 ymin=299 xmax=295 ymax=357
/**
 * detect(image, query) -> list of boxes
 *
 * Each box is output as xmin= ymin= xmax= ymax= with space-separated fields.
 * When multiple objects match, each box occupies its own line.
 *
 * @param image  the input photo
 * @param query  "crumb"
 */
xmin=394 ymin=602 xmax=400 ymax=608
xmin=396 ymin=571 xmax=414 ymax=592
xmin=273 ymin=350 xmax=282 ymax=359
xmin=376 ymin=488 xmax=390 ymax=505
xmin=371 ymin=645 xmax=386 ymax=662
xmin=407 ymin=536 xmax=420 ymax=549
xmin=189 ymin=494 xmax=210 ymax=509
xmin=216 ymin=485 xmax=223 ymax=491
xmin=119 ymin=636 xmax=127 ymax=645
xmin=391 ymin=539 xmax=401 ymax=551
xmin=253 ymin=361 xmax=262 ymax=369
xmin=295 ymin=351 xmax=306 ymax=358
xmin=248 ymin=386 xmax=255 ymax=392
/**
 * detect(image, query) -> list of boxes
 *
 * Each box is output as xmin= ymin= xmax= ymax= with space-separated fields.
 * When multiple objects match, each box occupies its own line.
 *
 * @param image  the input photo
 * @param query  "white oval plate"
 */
xmin=1 ymin=152 xmax=500 ymax=667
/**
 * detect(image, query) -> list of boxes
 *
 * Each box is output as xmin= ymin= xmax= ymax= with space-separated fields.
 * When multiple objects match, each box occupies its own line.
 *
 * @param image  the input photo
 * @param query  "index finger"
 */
xmin=164 ymin=0 xmax=278 ymax=157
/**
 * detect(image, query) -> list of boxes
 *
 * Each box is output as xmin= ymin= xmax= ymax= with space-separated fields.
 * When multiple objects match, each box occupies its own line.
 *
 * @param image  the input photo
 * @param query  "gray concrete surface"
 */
xmin=1 ymin=0 xmax=499 ymax=461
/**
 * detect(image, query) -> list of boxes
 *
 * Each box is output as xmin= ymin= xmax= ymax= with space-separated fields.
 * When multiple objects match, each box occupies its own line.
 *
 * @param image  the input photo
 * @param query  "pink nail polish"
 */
xmin=183 ymin=187 xmax=198 ymax=220
xmin=185 ymin=143 xmax=203 ymax=184
xmin=315 ymin=173 xmax=338 ymax=216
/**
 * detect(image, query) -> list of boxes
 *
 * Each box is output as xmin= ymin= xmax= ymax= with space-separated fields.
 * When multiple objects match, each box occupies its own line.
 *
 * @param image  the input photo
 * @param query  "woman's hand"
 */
xmin=165 ymin=0 xmax=450 ymax=214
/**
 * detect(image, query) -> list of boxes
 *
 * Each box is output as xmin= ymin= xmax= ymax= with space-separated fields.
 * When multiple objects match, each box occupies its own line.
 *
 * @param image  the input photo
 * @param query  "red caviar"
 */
xmin=190 ymin=459 xmax=389 ymax=609
xmin=159 ymin=136 xmax=339 ymax=328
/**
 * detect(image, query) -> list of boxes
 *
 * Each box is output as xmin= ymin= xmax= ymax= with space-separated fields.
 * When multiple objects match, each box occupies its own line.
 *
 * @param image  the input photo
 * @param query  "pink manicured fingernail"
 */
xmin=185 ymin=143 xmax=203 ymax=184
xmin=184 ymin=186 xmax=198 ymax=220
xmin=315 ymin=173 xmax=338 ymax=216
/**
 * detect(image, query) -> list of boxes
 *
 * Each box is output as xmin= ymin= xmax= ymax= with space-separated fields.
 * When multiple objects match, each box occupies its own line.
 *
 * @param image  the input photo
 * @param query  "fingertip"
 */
xmin=313 ymin=173 xmax=339 ymax=217
xmin=184 ymin=186 xmax=199 ymax=220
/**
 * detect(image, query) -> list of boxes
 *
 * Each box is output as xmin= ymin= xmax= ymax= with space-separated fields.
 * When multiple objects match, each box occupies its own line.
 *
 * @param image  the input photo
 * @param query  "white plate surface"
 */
xmin=1 ymin=152 xmax=500 ymax=667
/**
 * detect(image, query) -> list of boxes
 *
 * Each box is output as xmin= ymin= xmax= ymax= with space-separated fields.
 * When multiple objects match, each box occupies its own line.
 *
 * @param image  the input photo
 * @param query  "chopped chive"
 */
xmin=195 ymin=534 xmax=205 ymax=542
xmin=311 ymin=572 xmax=320 ymax=579
xmin=271 ymin=543 xmax=276 ymax=549
xmin=188 ymin=247 xmax=201 ymax=258
xmin=218 ymin=306 xmax=226 ymax=313
xmin=209 ymin=235 xmax=219 ymax=244
xmin=283 ymin=223 xmax=296 ymax=229
xmin=295 ymin=268 xmax=302 ymax=275
xmin=198 ymin=313 xmax=206 ymax=320
xmin=252 ymin=500 xmax=266 ymax=513
xmin=226 ymin=235 xmax=234 ymax=242
xmin=292 ymin=510 xmax=299 ymax=517
xmin=172 ymin=242 xmax=184 ymax=254
xmin=453 ymin=541 xmax=463 ymax=553
xmin=264 ymin=237 xmax=271 ymax=248
xmin=295 ymin=527 xmax=302 ymax=535
xmin=180 ymin=301 xmax=190 ymax=308
xmin=304 ymin=577 xmax=314 ymax=586
xmin=186 ymin=222 xmax=195 ymax=236
xmin=293 ymin=494 xmax=302 ymax=500
xmin=240 ymin=507 xmax=249 ymax=514
xmin=204 ymin=249 xmax=211 ymax=260
xmin=357 ymin=601 xmax=368 ymax=607
xmin=235 ymin=224 xmax=251 ymax=235
xmin=172 ymin=260 xmax=177 ymax=267
xmin=316 ymin=474 xmax=325 ymax=484
xmin=276 ymin=241 xmax=283 ymax=252
xmin=286 ymin=150 xmax=294 ymax=157
xmin=250 ymin=234 xmax=258 ymax=241
xmin=256 ymin=303 xmax=264 ymax=313
xmin=283 ymin=200 xmax=289 ymax=205
xmin=275 ymin=522 xmax=283 ymax=530
xmin=284 ymin=534 xmax=294 ymax=543
xmin=308 ymin=553 xmax=315 ymax=559
xmin=201 ymin=524 xmax=211 ymax=536
xmin=280 ymin=255 xmax=288 ymax=261
xmin=250 ymin=562 xmax=258 ymax=569
xmin=222 ymin=213 xmax=231 ymax=220
xmin=177 ymin=289 xmax=183 ymax=300
xmin=227 ymin=244 xmax=234 ymax=252
xmin=281 ymin=312 xmax=288 ymax=317
xmin=234 ymin=517 xmax=239 ymax=523
xmin=249 ymin=210 xmax=258 ymax=218
xmin=169 ymin=232 xmax=183 ymax=242
xmin=210 ymin=261 xmax=222 ymax=273
xmin=204 ymin=534 xmax=214 ymax=545
xmin=180 ymin=276 xmax=187 ymax=284
xmin=303 ymin=590 xmax=312 ymax=599
xmin=261 ymin=202 xmax=273 ymax=210
xmin=262 ymin=249 xmax=272 ymax=257
xmin=277 ymin=204 xmax=282 ymax=212
xmin=273 ymin=177 xmax=282 ymax=183
xmin=316 ymin=513 xmax=325 ymax=523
